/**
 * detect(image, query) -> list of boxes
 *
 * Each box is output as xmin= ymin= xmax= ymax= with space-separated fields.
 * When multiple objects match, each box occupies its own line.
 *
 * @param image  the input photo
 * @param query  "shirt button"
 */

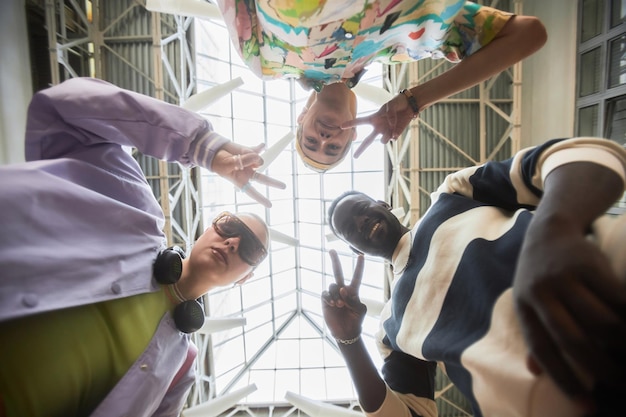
xmin=344 ymin=32 xmax=354 ymax=39
xmin=111 ymin=283 xmax=122 ymax=294
xmin=22 ymin=293 xmax=39 ymax=308
xmin=140 ymin=364 xmax=149 ymax=371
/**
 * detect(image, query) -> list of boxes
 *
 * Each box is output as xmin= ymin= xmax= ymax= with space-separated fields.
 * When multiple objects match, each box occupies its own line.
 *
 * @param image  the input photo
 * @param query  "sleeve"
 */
xmin=439 ymin=1 xmax=513 ymax=62
xmin=152 ymin=343 xmax=198 ymax=417
xmin=25 ymin=77 xmax=229 ymax=170
xmin=364 ymin=351 xmax=438 ymax=417
xmin=215 ymin=0 xmax=266 ymax=79
xmin=432 ymin=137 xmax=626 ymax=211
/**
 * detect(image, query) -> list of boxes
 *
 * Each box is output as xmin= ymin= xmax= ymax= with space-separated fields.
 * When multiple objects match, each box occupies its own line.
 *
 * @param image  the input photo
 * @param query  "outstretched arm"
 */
xmin=321 ymin=251 xmax=387 ymax=412
xmin=346 ymin=13 xmax=547 ymax=158
xmin=514 ymin=159 xmax=626 ymax=413
xmin=411 ymin=14 xmax=547 ymax=114
xmin=25 ymin=77 xmax=284 ymax=207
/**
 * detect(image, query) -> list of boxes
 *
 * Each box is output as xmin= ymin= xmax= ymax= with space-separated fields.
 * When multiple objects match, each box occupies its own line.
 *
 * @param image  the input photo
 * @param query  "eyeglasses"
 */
xmin=212 ymin=212 xmax=268 ymax=266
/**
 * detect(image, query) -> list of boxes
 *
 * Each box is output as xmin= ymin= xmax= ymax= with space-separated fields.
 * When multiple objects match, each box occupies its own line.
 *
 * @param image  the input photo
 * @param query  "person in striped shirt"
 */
xmin=323 ymin=137 xmax=626 ymax=417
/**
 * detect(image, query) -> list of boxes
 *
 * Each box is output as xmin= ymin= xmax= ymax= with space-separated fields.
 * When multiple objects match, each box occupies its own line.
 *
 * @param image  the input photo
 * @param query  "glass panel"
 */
xmin=194 ymin=13 xmax=385 ymax=405
xmin=266 ymin=98 xmax=293 ymax=125
xmin=326 ymin=367 xmax=356 ymax=399
xmin=300 ymin=338 xmax=325 ymax=368
xmin=579 ymin=47 xmax=602 ymax=97
xmin=609 ymin=35 xmax=626 ymax=88
xmin=241 ymin=276 xmax=272 ymax=307
xmin=301 ymin=268 xmax=325 ymax=294
xmin=578 ymin=105 xmax=599 ymax=136
xmin=275 ymin=339 xmax=300 ymax=368
xmin=605 ymin=95 xmax=626 ymax=145
xmin=300 ymin=369 xmax=326 ymax=398
xmin=611 ymin=0 xmax=626 ymax=27
xmin=581 ymin=0 xmax=604 ymax=42
xmin=213 ymin=337 xmax=245 ymax=377
xmin=274 ymin=369 xmax=299 ymax=401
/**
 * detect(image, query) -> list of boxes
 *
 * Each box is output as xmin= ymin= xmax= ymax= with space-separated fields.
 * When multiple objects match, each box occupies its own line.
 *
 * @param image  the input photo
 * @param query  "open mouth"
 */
xmin=368 ymin=222 xmax=381 ymax=240
xmin=317 ymin=119 xmax=340 ymax=130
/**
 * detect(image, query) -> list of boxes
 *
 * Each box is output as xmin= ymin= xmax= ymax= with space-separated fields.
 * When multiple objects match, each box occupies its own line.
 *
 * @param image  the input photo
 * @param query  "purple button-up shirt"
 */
xmin=0 ymin=77 xmax=229 ymax=416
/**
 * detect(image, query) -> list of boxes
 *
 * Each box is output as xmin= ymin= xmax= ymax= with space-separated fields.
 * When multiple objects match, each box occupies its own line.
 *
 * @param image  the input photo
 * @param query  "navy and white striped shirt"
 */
xmin=369 ymin=138 xmax=626 ymax=417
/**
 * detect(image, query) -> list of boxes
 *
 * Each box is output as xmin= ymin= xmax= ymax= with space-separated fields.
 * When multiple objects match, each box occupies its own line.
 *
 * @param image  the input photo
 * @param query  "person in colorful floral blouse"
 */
xmin=216 ymin=0 xmax=547 ymax=171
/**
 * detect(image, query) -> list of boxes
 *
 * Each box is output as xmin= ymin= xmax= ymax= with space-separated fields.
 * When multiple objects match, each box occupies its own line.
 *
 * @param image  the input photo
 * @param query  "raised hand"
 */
xmin=211 ymin=142 xmax=286 ymax=208
xmin=513 ymin=219 xmax=626 ymax=411
xmin=321 ymin=250 xmax=367 ymax=341
xmin=341 ymin=93 xmax=417 ymax=159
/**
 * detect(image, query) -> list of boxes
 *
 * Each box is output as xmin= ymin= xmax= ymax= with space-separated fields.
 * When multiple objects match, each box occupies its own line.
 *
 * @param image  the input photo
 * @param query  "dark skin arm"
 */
xmin=513 ymin=161 xmax=626 ymax=413
xmin=321 ymin=250 xmax=387 ymax=412
xmin=344 ymin=14 xmax=548 ymax=158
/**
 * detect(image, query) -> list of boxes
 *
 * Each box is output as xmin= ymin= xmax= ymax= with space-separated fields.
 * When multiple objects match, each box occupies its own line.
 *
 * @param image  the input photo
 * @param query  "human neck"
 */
xmin=316 ymin=82 xmax=357 ymax=114
xmin=175 ymin=259 xmax=215 ymax=301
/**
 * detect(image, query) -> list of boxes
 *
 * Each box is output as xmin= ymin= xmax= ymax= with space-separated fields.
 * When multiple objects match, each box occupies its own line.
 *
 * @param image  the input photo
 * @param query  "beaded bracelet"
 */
xmin=400 ymin=88 xmax=420 ymax=119
xmin=336 ymin=334 xmax=361 ymax=345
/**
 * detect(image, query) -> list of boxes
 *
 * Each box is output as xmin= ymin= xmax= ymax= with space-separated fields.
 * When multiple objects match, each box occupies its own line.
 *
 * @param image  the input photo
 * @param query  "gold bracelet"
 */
xmin=336 ymin=334 xmax=361 ymax=345
xmin=400 ymin=88 xmax=419 ymax=119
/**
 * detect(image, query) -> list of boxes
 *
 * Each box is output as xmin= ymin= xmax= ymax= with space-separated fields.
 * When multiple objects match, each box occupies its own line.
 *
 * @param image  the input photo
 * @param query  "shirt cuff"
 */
xmin=187 ymin=131 xmax=230 ymax=171
xmin=539 ymin=138 xmax=626 ymax=187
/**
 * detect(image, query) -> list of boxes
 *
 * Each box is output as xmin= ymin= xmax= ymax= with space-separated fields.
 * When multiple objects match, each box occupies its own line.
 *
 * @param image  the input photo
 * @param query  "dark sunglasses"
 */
xmin=212 ymin=212 xmax=268 ymax=266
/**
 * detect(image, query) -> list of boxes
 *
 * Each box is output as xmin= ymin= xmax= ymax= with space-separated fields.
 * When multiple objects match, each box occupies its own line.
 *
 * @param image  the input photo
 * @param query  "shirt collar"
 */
xmin=391 ymin=230 xmax=412 ymax=278
xmin=390 ymin=220 xmax=422 ymax=278
xmin=297 ymin=69 xmax=367 ymax=91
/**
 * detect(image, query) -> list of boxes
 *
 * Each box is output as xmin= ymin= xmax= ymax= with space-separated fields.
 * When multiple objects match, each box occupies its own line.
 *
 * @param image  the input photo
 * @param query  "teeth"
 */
xmin=368 ymin=222 xmax=380 ymax=239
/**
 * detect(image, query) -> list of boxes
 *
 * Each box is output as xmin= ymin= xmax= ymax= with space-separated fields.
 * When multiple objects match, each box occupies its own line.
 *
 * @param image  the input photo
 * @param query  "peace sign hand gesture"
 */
xmin=341 ymin=93 xmax=417 ymax=159
xmin=211 ymin=142 xmax=286 ymax=208
xmin=321 ymin=250 xmax=367 ymax=341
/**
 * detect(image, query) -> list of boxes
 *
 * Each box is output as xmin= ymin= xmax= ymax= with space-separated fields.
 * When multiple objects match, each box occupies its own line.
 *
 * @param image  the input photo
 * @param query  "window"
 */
xmin=577 ymin=0 xmax=626 ymax=143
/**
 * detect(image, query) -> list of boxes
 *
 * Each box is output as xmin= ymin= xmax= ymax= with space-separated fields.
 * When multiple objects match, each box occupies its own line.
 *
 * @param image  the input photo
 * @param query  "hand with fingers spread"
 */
xmin=211 ymin=142 xmax=286 ymax=208
xmin=341 ymin=92 xmax=418 ymax=159
xmin=512 ymin=162 xmax=626 ymax=413
xmin=321 ymin=250 xmax=367 ymax=342
xmin=513 ymin=220 xmax=626 ymax=411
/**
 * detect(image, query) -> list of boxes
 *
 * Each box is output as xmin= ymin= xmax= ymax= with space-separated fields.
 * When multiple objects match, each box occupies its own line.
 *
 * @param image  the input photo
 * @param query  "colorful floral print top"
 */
xmin=216 ymin=0 xmax=513 ymax=90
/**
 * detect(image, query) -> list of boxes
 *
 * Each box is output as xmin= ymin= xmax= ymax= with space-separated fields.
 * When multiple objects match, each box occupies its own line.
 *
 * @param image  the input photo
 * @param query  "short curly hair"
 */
xmin=327 ymin=190 xmax=370 ymax=237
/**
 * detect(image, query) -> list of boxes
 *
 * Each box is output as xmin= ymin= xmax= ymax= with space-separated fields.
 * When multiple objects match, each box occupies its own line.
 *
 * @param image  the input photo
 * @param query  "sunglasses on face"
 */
xmin=212 ymin=212 xmax=268 ymax=266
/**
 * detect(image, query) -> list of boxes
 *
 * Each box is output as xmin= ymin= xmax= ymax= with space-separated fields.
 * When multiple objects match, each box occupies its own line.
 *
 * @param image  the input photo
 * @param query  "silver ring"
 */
xmin=252 ymin=171 xmax=259 ymax=181
xmin=236 ymin=154 xmax=244 ymax=170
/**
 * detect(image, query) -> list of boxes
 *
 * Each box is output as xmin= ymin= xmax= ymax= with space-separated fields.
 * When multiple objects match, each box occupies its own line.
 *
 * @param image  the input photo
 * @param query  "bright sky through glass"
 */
xmin=193 ymin=17 xmax=388 ymax=405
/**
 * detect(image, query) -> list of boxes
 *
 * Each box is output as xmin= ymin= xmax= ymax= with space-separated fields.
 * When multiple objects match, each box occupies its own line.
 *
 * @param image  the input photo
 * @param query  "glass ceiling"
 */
xmin=192 ymin=17 xmax=388 ymax=405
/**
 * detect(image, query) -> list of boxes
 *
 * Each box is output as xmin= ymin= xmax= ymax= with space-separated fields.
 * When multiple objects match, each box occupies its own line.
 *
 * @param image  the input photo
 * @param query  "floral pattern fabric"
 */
xmin=216 ymin=0 xmax=513 ymax=89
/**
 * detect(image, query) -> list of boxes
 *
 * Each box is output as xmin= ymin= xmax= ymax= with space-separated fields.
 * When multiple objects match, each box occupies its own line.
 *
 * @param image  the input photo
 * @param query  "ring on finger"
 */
xmin=236 ymin=154 xmax=244 ymax=170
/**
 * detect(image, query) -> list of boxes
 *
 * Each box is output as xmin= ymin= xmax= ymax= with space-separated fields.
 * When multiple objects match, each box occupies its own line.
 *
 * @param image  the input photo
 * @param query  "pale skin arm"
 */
xmin=513 ymin=161 xmax=626 ymax=413
xmin=345 ymin=14 xmax=548 ymax=158
xmin=321 ymin=250 xmax=387 ymax=412
xmin=211 ymin=142 xmax=286 ymax=208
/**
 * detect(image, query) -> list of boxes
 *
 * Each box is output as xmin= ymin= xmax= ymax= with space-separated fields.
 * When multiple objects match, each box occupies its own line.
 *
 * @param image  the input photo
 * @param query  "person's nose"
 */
xmin=224 ymin=236 xmax=241 ymax=253
xmin=318 ymin=128 xmax=334 ymax=139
